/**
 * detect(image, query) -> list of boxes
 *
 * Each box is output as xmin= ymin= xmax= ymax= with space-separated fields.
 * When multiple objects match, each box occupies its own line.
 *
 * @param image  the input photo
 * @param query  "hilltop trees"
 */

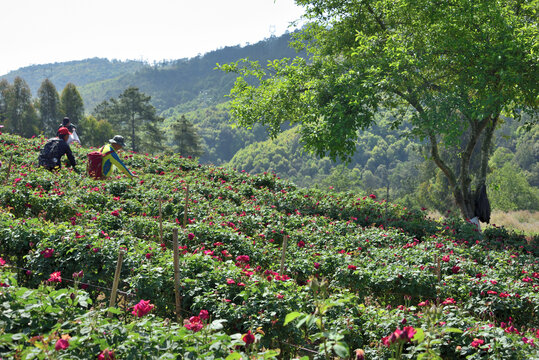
xmin=37 ymin=79 xmax=60 ymax=136
xmin=93 ymin=87 xmax=163 ymax=153
xmin=221 ymin=0 xmax=538 ymax=220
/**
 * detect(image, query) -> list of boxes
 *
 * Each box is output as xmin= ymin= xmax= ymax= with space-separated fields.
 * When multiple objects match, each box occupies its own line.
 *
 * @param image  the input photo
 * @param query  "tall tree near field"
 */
xmin=220 ymin=0 xmax=538 ymax=220
xmin=60 ymin=83 xmax=84 ymax=125
xmin=0 ymin=79 xmax=9 ymax=124
xmin=37 ymin=79 xmax=60 ymax=136
xmin=2 ymin=77 xmax=39 ymax=137
xmin=171 ymin=115 xmax=205 ymax=157
xmin=93 ymin=87 xmax=163 ymax=153
xmin=140 ymin=121 xmax=168 ymax=155
xmin=78 ymin=115 xmax=114 ymax=148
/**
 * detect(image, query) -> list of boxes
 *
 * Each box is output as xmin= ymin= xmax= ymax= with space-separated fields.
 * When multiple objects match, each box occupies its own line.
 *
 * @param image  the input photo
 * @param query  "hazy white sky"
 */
xmin=0 ymin=0 xmax=305 ymax=75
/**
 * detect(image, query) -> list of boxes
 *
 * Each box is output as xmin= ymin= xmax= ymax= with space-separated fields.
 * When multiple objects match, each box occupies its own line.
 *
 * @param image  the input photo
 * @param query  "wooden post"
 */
xmin=183 ymin=184 xmax=189 ymax=228
xmin=280 ymin=235 xmax=289 ymax=276
xmin=159 ymin=197 xmax=163 ymax=243
xmin=4 ymin=154 xmax=13 ymax=185
xmin=108 ymin=249 xmax=125 ymax=317
xmin=173 ymin=228 xmax=182 ymax=322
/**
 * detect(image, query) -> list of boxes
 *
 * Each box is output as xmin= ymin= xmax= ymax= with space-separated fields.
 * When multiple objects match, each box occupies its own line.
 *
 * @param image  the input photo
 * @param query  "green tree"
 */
xmin=488 ymin=162 xmax=539 ymax=211
xmin=93 ymin=87 xmax=163 ymax=153
xmin=220 ymin=0 xmax=538 ymax=219
xmin=3 ymin=77 xmax=39 ymax=137
xmin=78 ymin=115 xmax=114 ymax=148
xmin=60 ymin=83 xmax=84 ymax=125
xmin=0 ymin=79 xmax=9 ymax=124
xmin=37 ymin=79 xmax=60 ymax=136
xmin=140 ymin=121 xmax=168 ymax=155
xmin=171 ymin=115 xmax=204 ymax=157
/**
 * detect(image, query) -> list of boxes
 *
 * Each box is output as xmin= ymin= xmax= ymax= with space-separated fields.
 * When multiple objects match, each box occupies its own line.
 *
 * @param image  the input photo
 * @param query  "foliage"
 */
xmin=220 ymin=0 xmax=538 ymax=219
xmin=59 ymin=83 xmax=85 ymax=125
xmin=171 ymin=115 xmax=204 ymax=158
xmin=0 ymin=132 xmax=538 ymax=359
xmin=36 ymin=79 xmax=60 ymax=137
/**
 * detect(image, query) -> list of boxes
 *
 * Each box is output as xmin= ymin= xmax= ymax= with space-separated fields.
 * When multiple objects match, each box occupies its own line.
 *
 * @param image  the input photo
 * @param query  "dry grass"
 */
xmin=427 ymin=210 xmax=539 ymax=236
xmin=489 ymin=210 xmax=539 ymax=236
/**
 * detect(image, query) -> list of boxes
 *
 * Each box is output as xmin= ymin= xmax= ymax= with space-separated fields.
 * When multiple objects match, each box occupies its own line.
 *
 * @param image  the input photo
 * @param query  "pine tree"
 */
xmin=171 ymin=115 xmax=204 ymax=158
xmin=60 ymin=83 xmax=84 ymax=125
xmin=92 ymin=87 xmax=163 ymax=153
xmin=37 ymin=79 xmax=60 ymax=136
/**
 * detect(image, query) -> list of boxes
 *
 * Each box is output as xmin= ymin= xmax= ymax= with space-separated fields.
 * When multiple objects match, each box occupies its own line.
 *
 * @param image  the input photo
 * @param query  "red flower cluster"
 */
xmin=382 ymin=326 xmax=416 ymax=347
xmin=48 ymin=271 xmax=62 ymax=283
xmin=98 ymin=348 xmax=116 ymax=360
xmin=184 ymin=316 xmax=204 ymax=332
xmin=131 ymin=299 xmax=154 ymax=317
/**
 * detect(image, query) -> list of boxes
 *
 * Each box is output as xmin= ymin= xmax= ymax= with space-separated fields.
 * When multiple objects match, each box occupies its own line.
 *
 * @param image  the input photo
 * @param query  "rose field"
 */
xmin=0 ymin=132 xmax=538 ymax=360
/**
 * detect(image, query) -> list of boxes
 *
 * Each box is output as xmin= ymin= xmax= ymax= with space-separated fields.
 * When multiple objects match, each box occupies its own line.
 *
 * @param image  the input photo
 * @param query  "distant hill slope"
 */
xmin=79 ymin=33 xmax=303 ymax=113
xmin=1 ymin=32 xmax=303 ymax=114
xmin=0 ymin=58 xmax=145 ymax=96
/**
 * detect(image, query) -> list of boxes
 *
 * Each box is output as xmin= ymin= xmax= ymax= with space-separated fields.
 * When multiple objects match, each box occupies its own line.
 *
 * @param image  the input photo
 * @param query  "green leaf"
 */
xmin=412 ymin=328 xmax=425 ymax=343
xmin=225 ymin=352 xmax=242 ymax=360
xmin=284 ymin=311 xmax=302 ymax=326
xmin=443 ymin=327 xmax=463 ymax=334
xmin=333 ymin=343 xmax=349 ymax=358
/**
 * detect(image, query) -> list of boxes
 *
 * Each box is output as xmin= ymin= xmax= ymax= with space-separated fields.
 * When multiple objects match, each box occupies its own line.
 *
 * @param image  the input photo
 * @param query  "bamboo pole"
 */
xmin=4 ymin=154 xmax=13 ymax=185
xmin=159 ymin=197 xmax=163 ymax=243
xmin=280 ymin=235 xmax=289 ymax=276
xmin=173 ymin=228 xmax=182 ymax=322
xmin=108 ymin=249 xmax=125 ymax=317
xmin=183 ymin=184 xmax=189 ymax=228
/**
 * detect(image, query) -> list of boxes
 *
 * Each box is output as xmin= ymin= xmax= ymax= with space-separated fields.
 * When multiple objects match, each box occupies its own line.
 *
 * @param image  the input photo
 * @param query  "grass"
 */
xmin=489 ymin=210 xmax=539 ymax=236
xmin=427 ymin=210 xmax=539 ymax=236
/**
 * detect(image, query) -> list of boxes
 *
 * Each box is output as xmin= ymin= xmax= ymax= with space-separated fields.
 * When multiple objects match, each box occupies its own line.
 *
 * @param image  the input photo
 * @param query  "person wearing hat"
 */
xmin=58 ymin=117 xmax=76 ymax=133
xmin=99 ymin=135 xmax=137 ymax=178
xmin=38 ymin=127 xmax=77 ymax=172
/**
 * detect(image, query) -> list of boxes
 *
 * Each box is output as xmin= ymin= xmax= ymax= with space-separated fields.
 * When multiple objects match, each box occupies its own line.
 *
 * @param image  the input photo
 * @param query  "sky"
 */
xmin=0 ymin=0 xmax=305 ymax=76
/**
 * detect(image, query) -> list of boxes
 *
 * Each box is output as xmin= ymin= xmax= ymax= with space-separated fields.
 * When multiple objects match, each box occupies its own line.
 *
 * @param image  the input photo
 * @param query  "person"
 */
xmin=59 ymin=117 xmax=76 ymax=133
xmin=38 ymin=127 xmax=77 ymax=172
xmin=99 ymin=135 xmax=137 ymax=178
xmin=58 ymin=117 xmax=80 ymax=145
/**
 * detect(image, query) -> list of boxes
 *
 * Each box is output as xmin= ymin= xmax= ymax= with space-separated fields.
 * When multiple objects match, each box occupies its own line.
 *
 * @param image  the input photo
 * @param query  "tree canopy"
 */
xmin=220 ymin=0 xmax=538 ymax=219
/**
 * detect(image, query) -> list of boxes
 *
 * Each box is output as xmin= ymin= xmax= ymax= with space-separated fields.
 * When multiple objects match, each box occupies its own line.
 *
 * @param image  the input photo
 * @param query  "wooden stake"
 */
xmin=173 ymin=228 xmax=182 ymax=322
xmin=280 ymin=235 xmax=289 ymax=276
xmin=4 ymin=154 xmax=13 ymax=185
xmin=108 ymin=249 xmax=125 ymax=317
xmin=159 ymin=197 xmax=163 ymax=243
xmin=183 ymin=184 xmax=189 ymax=228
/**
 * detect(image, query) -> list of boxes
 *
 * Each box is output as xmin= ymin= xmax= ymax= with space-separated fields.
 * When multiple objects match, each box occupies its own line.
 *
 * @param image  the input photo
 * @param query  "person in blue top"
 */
xmin=100 ymin=135 xmax=138 ymax=178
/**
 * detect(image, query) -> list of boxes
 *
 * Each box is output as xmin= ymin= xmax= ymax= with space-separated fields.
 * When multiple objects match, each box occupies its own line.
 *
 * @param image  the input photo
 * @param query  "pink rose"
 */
xmin=131 ymin=299 xmax=154 ymax=317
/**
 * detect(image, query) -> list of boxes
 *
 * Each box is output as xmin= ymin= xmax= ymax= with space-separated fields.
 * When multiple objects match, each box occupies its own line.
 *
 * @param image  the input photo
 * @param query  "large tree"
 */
xmin=37 ymin=79 xmax=60 ymax=136
xmin=93 ymin=87 xmax=163 ymax=153
xmin=220 ymin=0 xmax=538 ymax=219
xmin=2 ymin=77 xmax=39 ymax=137
xmin=171 ymin=115 xmax=205 ymax=157
xmin=60 ymin=83 xmax=84 ymax=125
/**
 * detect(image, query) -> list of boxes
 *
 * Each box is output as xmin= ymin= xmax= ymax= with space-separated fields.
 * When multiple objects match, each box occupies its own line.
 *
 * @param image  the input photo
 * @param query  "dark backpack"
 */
xmin=38 ymin=139 xmax=61 ymax=169
xmin=474 ymin=184 xmax=491 ymax=223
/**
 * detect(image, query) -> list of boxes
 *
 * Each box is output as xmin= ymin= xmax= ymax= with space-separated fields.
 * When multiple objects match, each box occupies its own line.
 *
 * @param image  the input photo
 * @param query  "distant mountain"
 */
xmin=0 ymin=58 xmax=145 ymax=96
xmin=0 ymin=33 xmax=303 ymax=114
xmin=78 ymin=33 xmax=303 ymax=113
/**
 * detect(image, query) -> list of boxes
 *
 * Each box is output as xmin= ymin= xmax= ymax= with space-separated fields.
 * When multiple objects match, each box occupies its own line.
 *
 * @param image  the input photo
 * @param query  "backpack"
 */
xmin=87 ymin=148 xmax=112 ymax=179
xmin=474 ymin=184 xmax=491 ymax=223
xmin=38 ymin=139 xmax=61 ymax=169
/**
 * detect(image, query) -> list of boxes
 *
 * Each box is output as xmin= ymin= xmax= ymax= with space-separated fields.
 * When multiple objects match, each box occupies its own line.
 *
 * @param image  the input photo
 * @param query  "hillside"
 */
xmin=0 ymin=132 xmax=538 ymax=359
xmin=0 ymin=58 xmax=145 ymax=96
